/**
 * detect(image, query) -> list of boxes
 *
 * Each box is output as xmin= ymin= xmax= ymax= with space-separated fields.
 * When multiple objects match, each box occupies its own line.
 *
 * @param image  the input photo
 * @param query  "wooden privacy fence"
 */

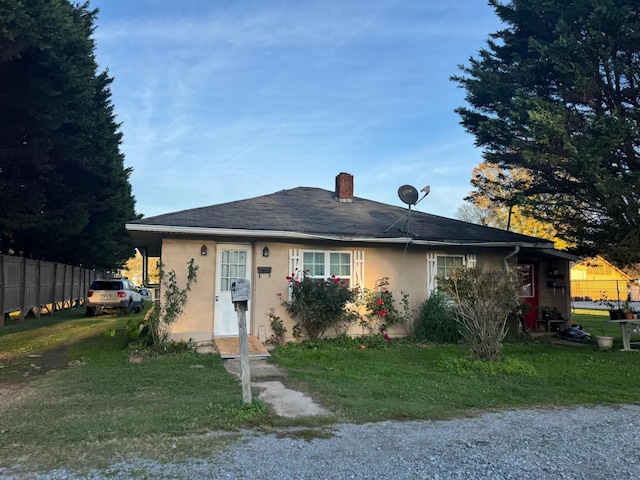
xmin=0 ymin=254 xmax=99 ymax=327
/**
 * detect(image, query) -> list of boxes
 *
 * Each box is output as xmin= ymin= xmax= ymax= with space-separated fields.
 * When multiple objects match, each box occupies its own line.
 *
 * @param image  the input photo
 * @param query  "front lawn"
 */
xmin=269 ymin=312 xmax=640 ymax=423
xmin=0 ymin=306 xmax=270 ymax=473
xmin=1 ymin=308 xmax=638 ymax=474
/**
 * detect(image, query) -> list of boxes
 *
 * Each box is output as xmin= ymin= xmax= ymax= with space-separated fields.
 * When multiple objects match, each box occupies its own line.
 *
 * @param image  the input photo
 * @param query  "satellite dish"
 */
xmin=398 ymin=185 xmax=419 ymax=205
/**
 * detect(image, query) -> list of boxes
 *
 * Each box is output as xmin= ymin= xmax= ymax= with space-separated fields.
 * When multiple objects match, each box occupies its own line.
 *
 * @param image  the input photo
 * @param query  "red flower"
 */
xmin=331 ymin=274 xmax=336 ymax=278
xmin=384 ymin=290 xmax=389 ymax=294
xmin=286 ymin=276 xmax=292 ymax=280
xmin=306 ymin=269 xmax=310 ymax=272
xmin=294 ymin=280 xmax=300 ymax=285
xmin=317 ymin=283 xmax=322 ymax=287
xmin=377 ymin=299 xmax=384 ymax=306
xmin=277 ymin=293 xmax=282 ymax=297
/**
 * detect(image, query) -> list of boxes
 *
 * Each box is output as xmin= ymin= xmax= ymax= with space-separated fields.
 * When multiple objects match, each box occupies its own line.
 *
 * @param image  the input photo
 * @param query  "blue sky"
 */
xmin=90 ymin=0 xmax=502 ymax=219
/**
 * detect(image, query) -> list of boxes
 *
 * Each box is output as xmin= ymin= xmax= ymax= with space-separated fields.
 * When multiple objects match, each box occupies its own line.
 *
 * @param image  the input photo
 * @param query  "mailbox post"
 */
xmin=230 ymin=278 xmax=251 ymax=404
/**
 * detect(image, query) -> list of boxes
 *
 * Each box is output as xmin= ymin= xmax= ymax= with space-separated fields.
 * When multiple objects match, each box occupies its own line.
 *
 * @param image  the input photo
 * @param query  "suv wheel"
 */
xmin=85 ymin=307 xmax=96 ymax=317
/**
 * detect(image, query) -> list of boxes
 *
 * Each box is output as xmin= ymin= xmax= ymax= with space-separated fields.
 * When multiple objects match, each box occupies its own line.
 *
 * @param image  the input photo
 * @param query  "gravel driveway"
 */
xmin=6 ymin=404 xmax=639 ymax=480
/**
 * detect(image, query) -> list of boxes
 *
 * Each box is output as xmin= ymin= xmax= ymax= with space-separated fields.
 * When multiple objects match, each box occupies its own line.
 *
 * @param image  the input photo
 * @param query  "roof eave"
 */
xmin=125 ymin=224 xmax=554 ymax=249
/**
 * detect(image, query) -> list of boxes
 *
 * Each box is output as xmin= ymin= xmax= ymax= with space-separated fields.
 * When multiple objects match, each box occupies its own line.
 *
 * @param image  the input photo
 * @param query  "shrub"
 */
xmin=358 ymin=277 xmax=414 ymax=332
xmin=272 ymin=333 xmax=392 ymax=352
xmin=438 ymin=267 xmax=520 ymax=362
xmin=267 ymin=308 xmax=287 ymax=345
xmin=132 ymin=259 xmax=198 ymax=349
xmin=279 ymin=273 xmax=357 ymax=341
xmin=414 ymin=289 xmax=461 ymax=344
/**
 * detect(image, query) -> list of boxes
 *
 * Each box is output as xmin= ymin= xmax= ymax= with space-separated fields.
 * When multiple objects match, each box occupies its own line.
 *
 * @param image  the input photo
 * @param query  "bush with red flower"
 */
xmin=279 ymin=272 xmax=357 ymax=341
xmin=359 ymin=277 xmax=411 ymax=331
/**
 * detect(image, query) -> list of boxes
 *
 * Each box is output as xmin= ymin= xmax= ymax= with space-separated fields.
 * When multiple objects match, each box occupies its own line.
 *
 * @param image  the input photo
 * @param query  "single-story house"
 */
xmin=125 ymin=172 xmax=576 ymax=343
xmin=570 ymin=255 xmax=636 ymax=303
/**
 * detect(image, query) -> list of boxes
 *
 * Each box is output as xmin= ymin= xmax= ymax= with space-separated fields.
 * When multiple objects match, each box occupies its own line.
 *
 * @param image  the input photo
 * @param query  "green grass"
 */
xmin=270 ymin=341 xmax=640 ymax=423
xmin=572 ymin=308 xmax=621 ymax=337
xmin=1 ymin=308 xmax=639 ymax=474
xmin=0 ymin=305 xmax=272 ymax=473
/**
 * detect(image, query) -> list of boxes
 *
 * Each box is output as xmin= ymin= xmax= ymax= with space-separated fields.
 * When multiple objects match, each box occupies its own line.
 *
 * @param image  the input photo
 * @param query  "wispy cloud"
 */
xmin=90 ymin=0 xmax=501 ymax=218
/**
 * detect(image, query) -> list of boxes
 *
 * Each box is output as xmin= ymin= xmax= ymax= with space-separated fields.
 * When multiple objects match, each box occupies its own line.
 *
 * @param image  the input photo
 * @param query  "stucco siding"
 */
xmin=157 ymin=238 xmax=570 ymax=343
xmin=251 ymin=242 xmax=293 ymax=342
xmin=162 ymin=237 xmax=215 ymax=344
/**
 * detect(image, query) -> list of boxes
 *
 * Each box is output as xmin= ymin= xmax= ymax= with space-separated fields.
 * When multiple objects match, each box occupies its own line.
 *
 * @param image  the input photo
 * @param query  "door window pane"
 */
xmin=518 ymin=264 xmax=535 ymax=297
xmin=220 ymin=249 xmax=247 ymax=291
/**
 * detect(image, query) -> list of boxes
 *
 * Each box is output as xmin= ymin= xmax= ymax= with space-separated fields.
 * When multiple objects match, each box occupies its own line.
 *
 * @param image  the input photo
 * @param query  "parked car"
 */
xmin=138 ymin=287 xmax=151 ymax=299
xmin=85 ymin=277 xmax=143 ymax=317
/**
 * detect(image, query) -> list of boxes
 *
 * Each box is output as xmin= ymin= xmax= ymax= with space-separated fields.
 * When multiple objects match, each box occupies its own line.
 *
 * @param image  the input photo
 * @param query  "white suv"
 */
xmin=85 ymin=277 xmax=144 ymax=317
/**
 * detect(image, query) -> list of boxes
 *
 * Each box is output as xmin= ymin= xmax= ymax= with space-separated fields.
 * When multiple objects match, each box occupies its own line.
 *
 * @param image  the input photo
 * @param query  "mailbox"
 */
xmin=230 ymin=278 xmax=250 ymax=303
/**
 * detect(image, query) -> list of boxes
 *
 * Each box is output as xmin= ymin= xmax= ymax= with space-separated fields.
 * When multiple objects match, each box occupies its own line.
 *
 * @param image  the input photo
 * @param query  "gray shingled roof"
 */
xmin=127 ymin=187 xmax=550 ymax=245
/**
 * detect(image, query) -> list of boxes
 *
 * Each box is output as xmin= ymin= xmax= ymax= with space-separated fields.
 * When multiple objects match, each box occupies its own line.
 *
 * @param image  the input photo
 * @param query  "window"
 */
xmin=302 ymin=251 xmax=351 ymax=286
xmin=518 ymin=264 xmax=535 ymax=298
xmin=330 ymin=252 xmax=351 ymax=278
xmin=303 ymin=252 xmax=325 ymax=277
xmin=436 ymin=255 xmax=464 ymax=278
xmin=220 ymin=250 xmax=247 ymax=291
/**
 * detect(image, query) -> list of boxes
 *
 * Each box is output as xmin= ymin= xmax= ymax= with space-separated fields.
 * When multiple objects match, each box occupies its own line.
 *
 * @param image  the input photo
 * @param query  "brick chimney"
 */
xmin=335 ymin=172 xmax=354 ymax=202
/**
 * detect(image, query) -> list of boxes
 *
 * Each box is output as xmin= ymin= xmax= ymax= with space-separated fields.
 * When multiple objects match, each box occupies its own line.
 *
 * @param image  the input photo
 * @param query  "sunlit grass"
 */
xmin=1 ymin=309 xmax=639 ymax=474
xmin=270 ymin=311 xmax=640 ymax=422
xmin=0 ymin=306 xmax=272 ymax=473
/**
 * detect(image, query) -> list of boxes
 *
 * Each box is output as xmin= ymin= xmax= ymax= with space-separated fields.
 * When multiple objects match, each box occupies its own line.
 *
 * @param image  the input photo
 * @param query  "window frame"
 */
xmin=436 ymin=254 xmax=465 ymax=279
xmin=517 ymin=264 xmax=535 ymax=298
xmin=301 ymin=250 xmax=352 ymax=286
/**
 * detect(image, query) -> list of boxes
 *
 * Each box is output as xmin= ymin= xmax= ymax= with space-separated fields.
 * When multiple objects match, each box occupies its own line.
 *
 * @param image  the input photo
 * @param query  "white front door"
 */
xmin=214 ymin=245 xmax=252 ymax=336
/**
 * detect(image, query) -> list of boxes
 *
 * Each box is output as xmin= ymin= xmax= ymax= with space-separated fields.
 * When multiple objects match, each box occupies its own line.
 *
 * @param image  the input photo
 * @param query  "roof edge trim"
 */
xmin=125 ymin=224 xmax=555 ymax=249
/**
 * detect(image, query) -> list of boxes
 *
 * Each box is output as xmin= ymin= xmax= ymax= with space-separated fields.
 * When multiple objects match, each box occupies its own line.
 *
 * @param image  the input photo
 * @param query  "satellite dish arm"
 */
xmin=415 ymin=186 xmax=431 ymax=206
xmin=401 ymin=204 xmax=413 ymax=234
xmin=384 ymin=210 xmax=410 ymax=233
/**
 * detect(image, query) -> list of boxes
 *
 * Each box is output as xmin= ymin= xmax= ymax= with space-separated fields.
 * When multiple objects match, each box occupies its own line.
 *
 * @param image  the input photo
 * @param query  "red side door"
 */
xmin=518 ymin=263 xmax=539 ymax=329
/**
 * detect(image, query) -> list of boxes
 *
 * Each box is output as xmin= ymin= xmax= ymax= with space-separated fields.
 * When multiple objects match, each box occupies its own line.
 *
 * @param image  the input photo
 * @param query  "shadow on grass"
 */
xmin=0 ymin=305 xmax=144 ymax=382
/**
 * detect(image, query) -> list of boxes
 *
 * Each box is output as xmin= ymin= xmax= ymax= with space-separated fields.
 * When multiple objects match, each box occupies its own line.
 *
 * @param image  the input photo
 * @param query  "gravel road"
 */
xmin=3 ymin=404 xmax=639 ymax=479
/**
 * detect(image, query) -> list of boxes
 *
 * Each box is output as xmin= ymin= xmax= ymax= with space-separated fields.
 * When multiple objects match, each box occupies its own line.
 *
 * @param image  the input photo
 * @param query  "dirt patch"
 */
xmin=0 ymin=343 xmax=76 ymax=403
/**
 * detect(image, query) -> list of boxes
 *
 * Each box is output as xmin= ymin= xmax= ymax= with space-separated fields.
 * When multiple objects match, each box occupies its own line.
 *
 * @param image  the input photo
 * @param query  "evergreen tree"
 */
xmin=453 ymin=0 xmax=640 ymax=265
xmin=0 ymin=0 xmax=137 ymax=269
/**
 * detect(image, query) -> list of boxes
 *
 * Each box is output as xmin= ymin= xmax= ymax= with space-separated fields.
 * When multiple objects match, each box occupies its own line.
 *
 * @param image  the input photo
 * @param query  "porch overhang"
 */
xmin=519 ymin=247 xmax=579 ymax=262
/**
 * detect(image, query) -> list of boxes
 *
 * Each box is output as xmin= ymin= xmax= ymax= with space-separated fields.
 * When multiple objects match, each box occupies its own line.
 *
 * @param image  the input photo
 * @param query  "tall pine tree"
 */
xmin=453 ymin=0 xmax=640 ymax=265
xmin=0 ymin=0 xmax=137 ymax=269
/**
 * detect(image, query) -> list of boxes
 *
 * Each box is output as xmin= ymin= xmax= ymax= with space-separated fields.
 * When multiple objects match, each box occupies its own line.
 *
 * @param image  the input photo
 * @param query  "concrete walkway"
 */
xmin=223 ymin=358 xmax=330 ymax=418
